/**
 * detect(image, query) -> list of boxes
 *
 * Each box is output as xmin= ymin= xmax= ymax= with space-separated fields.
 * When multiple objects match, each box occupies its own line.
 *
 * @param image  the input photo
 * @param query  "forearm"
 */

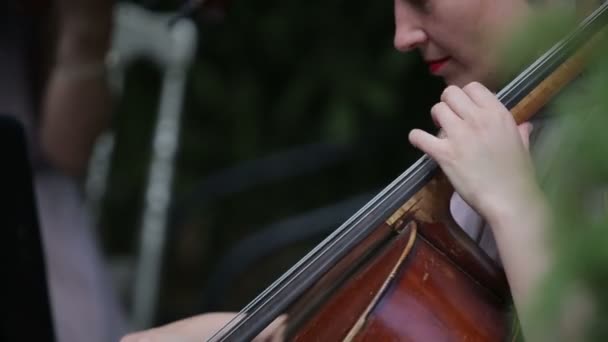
xmin=485 ymin=187 xmax=552 ymax=337
xmin=41 ymin=66 xmax=112 ymax=177
xmin=41 ymin=0 xmax=113 ymax=178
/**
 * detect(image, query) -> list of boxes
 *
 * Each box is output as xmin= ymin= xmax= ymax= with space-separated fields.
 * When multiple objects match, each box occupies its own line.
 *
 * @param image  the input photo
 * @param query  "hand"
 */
xmin=408 ymin=82 xmax=538 ymax=224
xmin=120 ymin=313 xmax=287 ymax=342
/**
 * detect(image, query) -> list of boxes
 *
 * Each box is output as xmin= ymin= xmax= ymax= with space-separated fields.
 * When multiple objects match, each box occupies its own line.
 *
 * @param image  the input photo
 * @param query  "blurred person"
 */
xmin=0 ymin=1 xmax=127 ymax=342
xmin=122 ymin=0 xmax=602 ymax=340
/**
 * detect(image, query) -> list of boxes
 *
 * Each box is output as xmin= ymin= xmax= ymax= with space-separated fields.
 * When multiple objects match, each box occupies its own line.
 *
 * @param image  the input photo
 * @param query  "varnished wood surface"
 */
xmin=291 ymin=225 xmax=417 ymax=341
xmin=355 ymin=234 xmax=507 ymax=341
xmin=387 ymin=170 xmax=508 ymax=298
xmin=291 ymin=219 xmax=509 ymax=341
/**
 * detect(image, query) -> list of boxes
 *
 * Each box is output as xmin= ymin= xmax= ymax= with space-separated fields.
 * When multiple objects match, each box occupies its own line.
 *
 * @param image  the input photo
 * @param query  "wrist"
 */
xmin=483 ymin=185 xmax=550 ymax=234
xmin=53 ymin=60 xmax=108 ymax=82
xmin=54 ymin=33 xmax=110 ymax=81
xmin=56 ymin=22 xmax=112 ymax=64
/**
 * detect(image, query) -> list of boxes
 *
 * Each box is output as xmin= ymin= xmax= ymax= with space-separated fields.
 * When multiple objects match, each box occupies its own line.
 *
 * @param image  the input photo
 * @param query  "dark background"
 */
xmin=100 ymin=0 xmax=442 ymax=324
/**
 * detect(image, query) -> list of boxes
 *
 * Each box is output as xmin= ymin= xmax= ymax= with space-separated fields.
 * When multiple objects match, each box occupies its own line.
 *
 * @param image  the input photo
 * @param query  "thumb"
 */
xmin=517 ymin=122 xmax=533 ymax=150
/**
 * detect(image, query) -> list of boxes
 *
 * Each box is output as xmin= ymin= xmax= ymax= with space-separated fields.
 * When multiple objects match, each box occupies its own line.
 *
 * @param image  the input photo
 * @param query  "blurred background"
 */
xmin=99 ymin=0 xmax=442 ymax=327
xmin=8 ymin=0 xmax=608 ymax=340
xmin=8 ymin=0 xmax=446 ymax=334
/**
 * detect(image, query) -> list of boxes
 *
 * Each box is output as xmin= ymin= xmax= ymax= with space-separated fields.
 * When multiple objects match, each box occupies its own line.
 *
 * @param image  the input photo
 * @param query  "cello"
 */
xmin=208 ymin=2 xmax=608 ymax=341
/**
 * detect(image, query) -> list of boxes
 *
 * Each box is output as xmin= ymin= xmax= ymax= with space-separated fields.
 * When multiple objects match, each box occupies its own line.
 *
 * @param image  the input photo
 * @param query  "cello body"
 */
xmin=293 ymin=227 xmax=510 ymax=341
xmin=288 ymin=172 xmax=512 ymax=341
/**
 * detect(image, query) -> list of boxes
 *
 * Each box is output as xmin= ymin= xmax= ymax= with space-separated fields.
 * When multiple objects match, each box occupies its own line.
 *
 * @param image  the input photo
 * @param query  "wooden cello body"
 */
xmin=211 ymin=3 xmax=608 ymax=341
xmin=291 ymin=172 xmax=511 ymax=341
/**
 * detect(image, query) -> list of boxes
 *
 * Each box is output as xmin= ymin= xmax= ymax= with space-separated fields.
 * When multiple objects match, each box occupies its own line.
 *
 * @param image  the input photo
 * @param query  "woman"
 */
xmin=396 ymin=0 xmax=550 ymax=321
xmin=123 ymin=0 xmax=592 ymax=340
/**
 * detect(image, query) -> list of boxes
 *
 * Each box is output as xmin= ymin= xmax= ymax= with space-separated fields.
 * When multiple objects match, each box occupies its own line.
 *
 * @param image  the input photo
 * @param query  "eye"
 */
xmin=408 ymin=0 xmax=432 ymax=14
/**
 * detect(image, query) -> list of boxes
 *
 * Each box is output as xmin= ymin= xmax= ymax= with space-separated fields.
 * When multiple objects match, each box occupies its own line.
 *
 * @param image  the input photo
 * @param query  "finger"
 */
xmin=409 ymin=128 xmax=447 ymax=161
xmin=120 ymin=329 xmax=159 ymax=342
xmin=254 ymin=314 xmax=288 ymax=342
xmin=517 ymin=122 xmax=533 ymax=150
xmin=440 ymin=85 xmax=478 ymax=121
xmin=462 ymin=82 xmax=501 ymax=109
xmin=431 ymin=102 xmax=462 ymax=133
xmin=121 ymin=330 xmax=193 ymax=342
xmin=120 ymin=313 xmax=237 ymax=342
xmin=121 ymin=329 xmax=189 ymax=342
xmin=120 ymin=333 xmax=138 ymax=342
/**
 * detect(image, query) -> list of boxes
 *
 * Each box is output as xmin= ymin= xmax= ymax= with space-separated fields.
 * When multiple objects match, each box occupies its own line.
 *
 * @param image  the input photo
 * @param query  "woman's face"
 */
xmin=394 ymin=0 xmax=531 ymax=88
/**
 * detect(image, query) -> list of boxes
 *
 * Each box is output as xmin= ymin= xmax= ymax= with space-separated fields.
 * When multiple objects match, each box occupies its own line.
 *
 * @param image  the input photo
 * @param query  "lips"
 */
xmin=426 ymin=57 xmax=451 ymax=74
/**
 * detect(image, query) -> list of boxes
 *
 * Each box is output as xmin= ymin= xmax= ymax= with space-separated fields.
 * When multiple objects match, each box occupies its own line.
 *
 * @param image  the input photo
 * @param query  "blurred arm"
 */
xmin=40 ymin=0 xmax=113 ymax=178
xmin=121 ymin=313 xmax=287 ymax=342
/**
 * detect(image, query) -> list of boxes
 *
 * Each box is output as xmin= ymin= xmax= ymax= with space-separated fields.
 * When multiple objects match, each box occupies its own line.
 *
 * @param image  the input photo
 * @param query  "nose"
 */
xmin=393 ymin=0 xmax=427 ymax=52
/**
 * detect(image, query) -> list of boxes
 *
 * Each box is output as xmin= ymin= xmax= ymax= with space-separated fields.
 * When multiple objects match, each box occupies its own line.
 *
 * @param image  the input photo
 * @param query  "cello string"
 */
xmin=210 ymin=155 xmax=437 ymax=340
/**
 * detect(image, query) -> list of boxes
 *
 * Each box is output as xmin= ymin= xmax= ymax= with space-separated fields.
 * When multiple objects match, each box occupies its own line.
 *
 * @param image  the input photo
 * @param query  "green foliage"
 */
xmin=521 ymin=24 xmax=608 ymax=342
xmin=497 ymin=7 xmax=576 ymax=83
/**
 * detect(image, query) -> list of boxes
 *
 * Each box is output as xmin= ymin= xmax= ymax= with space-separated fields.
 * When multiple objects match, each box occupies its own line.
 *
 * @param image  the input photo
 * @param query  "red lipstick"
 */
xmin=427 ymin=57 xmax=450 ymax=74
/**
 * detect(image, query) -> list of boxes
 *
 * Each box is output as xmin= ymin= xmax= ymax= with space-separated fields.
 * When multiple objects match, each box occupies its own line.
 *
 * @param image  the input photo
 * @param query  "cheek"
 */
xmin=431 ymin=0 xmax=486 ymax=61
